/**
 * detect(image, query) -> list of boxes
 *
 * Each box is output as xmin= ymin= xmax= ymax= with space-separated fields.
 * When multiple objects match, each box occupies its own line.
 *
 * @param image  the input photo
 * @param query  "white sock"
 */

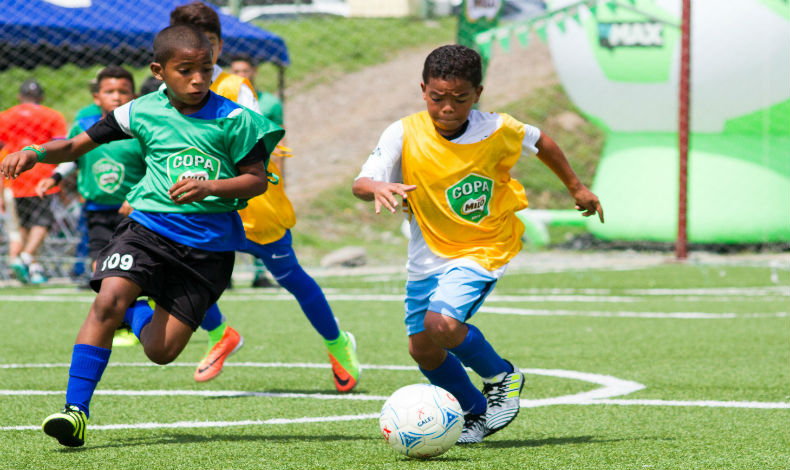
xmin=19 ymin=252 xmax=33 ymax=265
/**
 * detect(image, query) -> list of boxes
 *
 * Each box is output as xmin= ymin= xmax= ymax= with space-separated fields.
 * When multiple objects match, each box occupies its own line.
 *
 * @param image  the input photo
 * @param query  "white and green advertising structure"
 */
xmin=478 ymin=0 xmax=790 ymax=244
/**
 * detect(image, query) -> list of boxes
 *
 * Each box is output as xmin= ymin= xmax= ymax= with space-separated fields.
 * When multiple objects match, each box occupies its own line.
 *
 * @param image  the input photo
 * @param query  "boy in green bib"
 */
xmin=1 ymin=24 xmax=283 ymax=448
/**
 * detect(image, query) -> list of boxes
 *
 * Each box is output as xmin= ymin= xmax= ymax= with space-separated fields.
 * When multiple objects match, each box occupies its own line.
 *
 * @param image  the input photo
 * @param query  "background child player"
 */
xmin=229 ymin=53 xmax=283 ymax=128
xmin=170 ymin=1 xmax=360 ymax=391
xmin=36 ymin=66 xmax=151 ymax=347
xmin=352 ymin=44 xmax=603 ymax=444
xmin=0 ymin=24 xmax=283 ymax=447
xmin=168 ymin=0 xmax=258 ymax=378
xmin=229 ymin=52 xmax=284 ymax=289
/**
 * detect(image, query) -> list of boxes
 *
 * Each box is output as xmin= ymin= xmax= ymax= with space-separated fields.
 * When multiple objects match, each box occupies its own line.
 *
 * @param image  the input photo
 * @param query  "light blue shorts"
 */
xmin=404 ymin=266 xmax=497 ymax=336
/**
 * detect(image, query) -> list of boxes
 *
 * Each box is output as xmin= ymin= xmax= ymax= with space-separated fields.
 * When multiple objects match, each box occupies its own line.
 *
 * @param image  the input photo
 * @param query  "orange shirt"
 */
xmin=0 ymin=103 xmax=67 ymax=197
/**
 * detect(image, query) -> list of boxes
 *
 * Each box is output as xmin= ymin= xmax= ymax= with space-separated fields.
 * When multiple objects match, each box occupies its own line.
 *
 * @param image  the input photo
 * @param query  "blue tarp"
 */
xmin=0 ymin=0 xmax=289 ymax=69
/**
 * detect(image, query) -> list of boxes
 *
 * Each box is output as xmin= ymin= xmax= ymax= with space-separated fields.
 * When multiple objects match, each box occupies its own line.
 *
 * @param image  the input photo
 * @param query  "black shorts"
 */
xmin=85 ymin=209 xmax=127 ymax=261
xmin=90 ymin=218 xmax=235 ymax=330
xmin=15 ymin=195 xmax=55 ymax=229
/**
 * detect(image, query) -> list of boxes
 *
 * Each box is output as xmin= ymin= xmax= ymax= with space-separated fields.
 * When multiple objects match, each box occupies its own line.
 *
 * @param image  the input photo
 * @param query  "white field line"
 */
xmin=2 ymin=414 xmax=382 ymax=431
xmin=1 ymin=291 xmax=788 ymax=317
xmin=0 ymin=293 xmax=640 ymax=303
xmin=17 ymin=284 xmax=790 ymax=298
xmin=580 ymin=399 xmax=790 ymax=409
xmin=0 ymin=389 xmax=389 ymax=400
xmin=479 ymin=306 xmax=788 ymax=319
xmin=0 ymin=362 xmax=415 ymax=370
xmin=624 ymin=287 xmax=790 ymax=296
xmin=1 ymin=366 xmax=788 ymax=431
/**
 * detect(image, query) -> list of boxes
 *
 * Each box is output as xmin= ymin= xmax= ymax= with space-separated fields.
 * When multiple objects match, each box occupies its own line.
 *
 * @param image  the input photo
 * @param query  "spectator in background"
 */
xmin=229 ymin=54 xmax=283 ymax=127
xmin=0 ymin=79 xmax=68 ymax=284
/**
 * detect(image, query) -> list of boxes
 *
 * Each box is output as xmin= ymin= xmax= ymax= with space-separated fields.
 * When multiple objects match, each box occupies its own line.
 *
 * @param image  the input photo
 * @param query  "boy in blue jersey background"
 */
xmin=1 ymin=24 xmax=283 ymax=448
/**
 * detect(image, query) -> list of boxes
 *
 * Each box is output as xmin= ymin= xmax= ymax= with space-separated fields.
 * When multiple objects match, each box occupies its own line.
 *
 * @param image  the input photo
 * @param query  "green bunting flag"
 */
xmin=514 ymin=25 xmax=529 ymax=47
xmin=536 ymin=22 xmax=548 ymax=42
xmin=571 ymin=8 xmax=582 ymax=24
xmin=478 ymin=39 xmax=493 ymax=60
xmin=472 ymin=0 xmax=614 ymax=54
xmin=554 ymin=14 xmax=566 ymax=33
xmin=496 ymin=29 xmax=511 ymax=52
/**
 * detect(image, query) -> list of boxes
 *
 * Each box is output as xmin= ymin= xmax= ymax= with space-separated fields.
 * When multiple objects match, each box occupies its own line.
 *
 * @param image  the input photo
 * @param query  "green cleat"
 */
xmin=42 ymin=405 xmax=87 ymax=447
xmin=324 ymin=331 xmax=360 ymax=393
xmin=112 ymin=328 xmax=139 ymax=347
xmin=10 ymin=258 xmax=29 ymax=284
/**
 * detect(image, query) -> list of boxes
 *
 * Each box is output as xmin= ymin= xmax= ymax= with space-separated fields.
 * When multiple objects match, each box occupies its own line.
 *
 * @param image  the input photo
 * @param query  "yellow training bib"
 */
xmin=239 ymin=159 xmax=295 ymax=245
xmin=211 ymin=71 xmax=296 ymax=244
xmin=401 ymin=111 xmax=528 ymax=271
xmin=210 ymin=71 xmax=254 ymax=103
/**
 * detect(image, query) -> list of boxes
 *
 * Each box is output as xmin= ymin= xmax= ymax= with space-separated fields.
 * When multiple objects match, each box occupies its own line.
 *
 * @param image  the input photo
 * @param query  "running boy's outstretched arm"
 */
xmin=0 ymin=132 xmax=99 ymax=180
xmin=535 ymin=133 xmax=605 ymax=223
xmin=352 ymin=178 xmax=416 ymax=214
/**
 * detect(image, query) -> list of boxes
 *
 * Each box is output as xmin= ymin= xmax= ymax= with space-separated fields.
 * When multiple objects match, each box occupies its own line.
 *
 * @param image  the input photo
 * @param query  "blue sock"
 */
xmin=273 ymin=265 xmax=340 ymax=341
xmin=200 ymin=303 xmax=225 ymax=332
xmin=65 ymin=344 xmax=111 ymax=418
xmin=123 ymin=299 xmax=152 ymax=327
xmin=449 ymin=324 xmax=512 ymax=379
xmin=420 ymin=353 xmax=486 ymax=415
xmin=128 ymin=302 xmax=154 ymax=339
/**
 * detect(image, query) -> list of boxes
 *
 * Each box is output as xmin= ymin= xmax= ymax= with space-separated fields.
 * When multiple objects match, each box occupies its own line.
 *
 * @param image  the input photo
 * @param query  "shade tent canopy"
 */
xmin=0 ymin=0 xmax=289 ymax=70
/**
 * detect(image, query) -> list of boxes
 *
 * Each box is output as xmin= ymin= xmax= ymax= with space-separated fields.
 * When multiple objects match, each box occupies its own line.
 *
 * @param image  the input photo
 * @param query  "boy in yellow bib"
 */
xmin=353 ymin=45 xmax=603 ymax=444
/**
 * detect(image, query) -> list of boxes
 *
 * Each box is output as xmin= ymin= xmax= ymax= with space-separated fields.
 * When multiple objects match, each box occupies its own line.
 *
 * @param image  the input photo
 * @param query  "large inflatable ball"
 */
xmin=545 ymin=0 xmax=789 ymax=243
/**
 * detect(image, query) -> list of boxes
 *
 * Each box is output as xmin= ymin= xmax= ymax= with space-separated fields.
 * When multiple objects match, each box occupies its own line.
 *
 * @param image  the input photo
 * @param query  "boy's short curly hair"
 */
xmin=153 ymin=24 xmax=213 ymax=66
xmin=170 ymin=1 xmax=222 ymax=39
xmin=422 ymin=44 xmax=483 ymax=88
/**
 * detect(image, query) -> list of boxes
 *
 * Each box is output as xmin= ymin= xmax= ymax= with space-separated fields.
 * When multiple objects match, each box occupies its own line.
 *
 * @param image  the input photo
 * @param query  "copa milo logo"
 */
xmin=446 ymin=173 xmax=493 ymax=223
xmin=91 ymin=157 xmax=125 ymax=193
xmin=166 ymin=147 xmax=221 ymax=184
xmin=598 ymin=21 xmax=664 ymax=49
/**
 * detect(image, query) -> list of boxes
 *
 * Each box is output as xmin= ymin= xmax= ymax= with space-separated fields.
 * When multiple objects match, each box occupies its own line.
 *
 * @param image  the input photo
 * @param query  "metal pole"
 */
xmin=228 ymin=0 xmax=241 ymax=18
xmin=676 ymin=0 xmax=691 ymax=260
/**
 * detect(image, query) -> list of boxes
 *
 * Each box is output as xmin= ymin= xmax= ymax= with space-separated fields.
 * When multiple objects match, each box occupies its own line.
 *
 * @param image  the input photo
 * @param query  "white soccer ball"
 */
xmin=379 ymin=383 xmax=464 ymax=459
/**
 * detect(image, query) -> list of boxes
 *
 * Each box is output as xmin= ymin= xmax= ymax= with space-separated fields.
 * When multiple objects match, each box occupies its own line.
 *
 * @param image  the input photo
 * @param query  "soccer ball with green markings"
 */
xmin=379 ymin=384 xmax=463 ymax=459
